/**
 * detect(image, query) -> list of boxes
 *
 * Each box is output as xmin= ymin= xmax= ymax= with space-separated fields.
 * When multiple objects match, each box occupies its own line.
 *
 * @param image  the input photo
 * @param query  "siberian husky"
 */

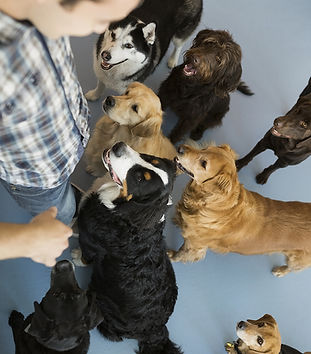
xmin=85 ymin=0 xmax=203 ymax=100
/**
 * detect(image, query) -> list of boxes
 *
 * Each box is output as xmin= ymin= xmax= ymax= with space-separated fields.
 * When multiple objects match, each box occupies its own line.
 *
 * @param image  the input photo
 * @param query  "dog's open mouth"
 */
xmin=103 ymin=149 xmax=123 ymax=186
xmin=101 ymin=58 xmax=128 ymax=70
xmin=174 ymin=157 xmax=194 ymax=178
xmin=183 ymin=63 xmax=196 ymax=77
xmin=270 ymin=127 xmax=291 ymax=139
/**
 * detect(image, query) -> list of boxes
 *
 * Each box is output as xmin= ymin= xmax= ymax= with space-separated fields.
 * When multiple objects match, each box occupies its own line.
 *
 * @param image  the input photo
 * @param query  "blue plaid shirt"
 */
xmin=0 ymin=11 xmax=90 ymax=188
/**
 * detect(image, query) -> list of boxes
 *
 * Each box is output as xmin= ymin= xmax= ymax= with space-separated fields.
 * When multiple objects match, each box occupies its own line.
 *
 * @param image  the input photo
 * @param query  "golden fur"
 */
xmin=85 ymin=82 xmax=176 ymax=176
xmin=225 ymin=314 xmax=311 ymax=354
xmin=169 ymin=142 xmax=311 ymax=276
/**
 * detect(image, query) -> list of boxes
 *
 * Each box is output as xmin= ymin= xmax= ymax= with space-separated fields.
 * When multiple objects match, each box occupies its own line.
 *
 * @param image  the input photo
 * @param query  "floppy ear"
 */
xmin=84 ymin=293 xmax=104 ymax=330
xmin=214 ymin=170 xmax=234 ymax=192
xmin=142 ymin=22 xmax=156 ymax=45
xmin=219 ymin=144 xmax=238 ymax=160
xmin=131 ymin=114 xmax=162 ymax=137
xmin=25 ymin=302 xmax=55 ymax=340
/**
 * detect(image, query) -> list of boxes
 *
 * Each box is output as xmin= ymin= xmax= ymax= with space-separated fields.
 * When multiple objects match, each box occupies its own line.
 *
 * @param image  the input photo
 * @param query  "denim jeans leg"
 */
xmin=0 ymin=179 xmax=76 ymax=225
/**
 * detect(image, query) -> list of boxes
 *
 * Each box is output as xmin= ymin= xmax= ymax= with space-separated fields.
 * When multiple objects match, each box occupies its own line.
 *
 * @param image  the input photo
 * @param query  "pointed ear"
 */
xmin=142 ymin=22 xmax=156 ymax=45
xmin=25 ymin=302 xmax=54 ymax=340
xmin=131 ymin=114 xmax=162 ymax=137
xmin=219 ymin=144 xmax=238 ymax=160
xmin=85 ymin=293 xmax=104 ymax=330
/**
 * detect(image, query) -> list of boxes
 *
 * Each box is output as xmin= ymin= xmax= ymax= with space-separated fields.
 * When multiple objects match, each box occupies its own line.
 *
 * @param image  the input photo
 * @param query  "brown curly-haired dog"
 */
xmin=169 ymin=142 xmax=311 ymax=277
xmin=158 ymin=29 xmax=253 ymax=144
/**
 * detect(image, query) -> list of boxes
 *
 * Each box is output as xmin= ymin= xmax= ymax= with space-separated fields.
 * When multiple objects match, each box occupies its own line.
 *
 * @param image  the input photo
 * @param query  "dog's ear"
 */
xmin=131 ymin=114 xmax=162 ymax=137
xmin=214 ymin=49 xmax=242 ymax=97
xmin=25 ymin=302 xmax=55 ymax=340
xmin=142 ymin=22 xmax=156 ymax=45
xmin=84 ymin=293 xmax=105 ymax=330
xmin=219 ymin=144 xmax=238 ymax=160
xmin=214 ymin=170 xmax=234 ymax=192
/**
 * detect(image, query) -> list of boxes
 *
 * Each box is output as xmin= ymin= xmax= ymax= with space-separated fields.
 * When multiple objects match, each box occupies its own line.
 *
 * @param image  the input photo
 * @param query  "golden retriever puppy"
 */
xmin=169 ymin=142 xmax=311 ymax=276
xmin=225 ymin=314 xmax=310 ymax=354
xmin=85 ymin=82 xmax=176 ymax=177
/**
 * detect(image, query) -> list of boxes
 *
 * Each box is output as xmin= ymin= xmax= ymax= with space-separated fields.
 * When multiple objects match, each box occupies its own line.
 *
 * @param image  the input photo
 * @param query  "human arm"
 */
xmin=0 ymin=207 xmax=72 ymax=267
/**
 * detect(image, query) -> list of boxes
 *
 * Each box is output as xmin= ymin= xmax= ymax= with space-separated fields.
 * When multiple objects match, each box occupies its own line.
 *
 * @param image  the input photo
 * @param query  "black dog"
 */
xmin=236 ymin=77 xmax=311 ymax=184
xmin=158 ymin=29 xmax=253 ymax=144
xmin=9 ymin=260 xmax=103 ymax=354
xmin=77 ymin=142 xmax=182 ymax=354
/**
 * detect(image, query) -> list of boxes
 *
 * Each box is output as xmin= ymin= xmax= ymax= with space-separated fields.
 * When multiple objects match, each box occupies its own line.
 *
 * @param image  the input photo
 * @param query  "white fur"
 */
xmin=97 ymin=181 xmax=121 ymax=209
xmin=106 ymin=144 xmax=169 ymax=186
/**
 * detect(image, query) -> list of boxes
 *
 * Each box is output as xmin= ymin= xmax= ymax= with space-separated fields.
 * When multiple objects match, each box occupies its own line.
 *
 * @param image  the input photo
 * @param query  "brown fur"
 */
xmin=225 ymin=314 xmax=310 ymax=354
xmin=169 ymin=142 xmax=311 ymax=276
xmin=85 ymin=82 xmax=176 ymax=176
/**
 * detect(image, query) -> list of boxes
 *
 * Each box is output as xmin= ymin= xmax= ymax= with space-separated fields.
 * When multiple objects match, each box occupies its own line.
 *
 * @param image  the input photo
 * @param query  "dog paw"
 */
xmin=167 ymin=56 xmax=177 ymax=69
xmin=71 ymin=248 xmax=87 ymax=267
xmin=272 ymin=266 xmax=288 ymax=277
xmin=256 ymin=172 xmax=268 ymax=184
xmin=167 ymin=250 xmax=177 ymax=261
xmin=85 ymin=89 xmax=101 ymax=101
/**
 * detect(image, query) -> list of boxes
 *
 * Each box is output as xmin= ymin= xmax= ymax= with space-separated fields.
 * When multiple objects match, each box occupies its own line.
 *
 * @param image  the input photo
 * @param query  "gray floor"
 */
xmin=1 ymin=0 xmax=311 ymax=353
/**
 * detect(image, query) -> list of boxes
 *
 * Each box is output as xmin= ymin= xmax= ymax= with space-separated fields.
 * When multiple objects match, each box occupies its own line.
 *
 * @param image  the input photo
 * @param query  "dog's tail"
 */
xmin=137 ymin=326 xmax=183 ymax=354
xmin=237 ymin=81 xmax=254 ymax=96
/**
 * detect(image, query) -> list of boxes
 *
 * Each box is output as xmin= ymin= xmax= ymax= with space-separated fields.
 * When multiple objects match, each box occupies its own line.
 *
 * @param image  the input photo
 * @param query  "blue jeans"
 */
xmin=0 ymin=179 xmax=76 ymax=225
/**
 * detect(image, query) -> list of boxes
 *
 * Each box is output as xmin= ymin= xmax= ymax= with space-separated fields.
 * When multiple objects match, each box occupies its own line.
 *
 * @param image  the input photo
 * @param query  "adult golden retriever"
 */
xmin=169 ymin=142 xmax=311 ymax=277
xmin=225 ymin=314 xmax=311 ymax=354
xmin=85 ymin=82 xmax=176 ymax=176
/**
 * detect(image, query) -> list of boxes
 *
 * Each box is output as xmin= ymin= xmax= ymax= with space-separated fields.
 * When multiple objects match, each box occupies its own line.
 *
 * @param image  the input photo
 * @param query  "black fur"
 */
xmin=236 ymin=77 xmax=311 ymax=184
xmin=158 ymin=29 xmax=253 ymax=144
xmin=78 ymin=145 xmax=183 ymax=354
xmin=8 ymin=260 xmax=103 ymax=354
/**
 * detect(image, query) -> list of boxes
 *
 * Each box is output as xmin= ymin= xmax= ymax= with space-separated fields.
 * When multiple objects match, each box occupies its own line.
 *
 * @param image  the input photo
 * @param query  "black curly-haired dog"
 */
xmin=8 ymin=260 xmax=103 ymax=354
xmin=76 ymin=142 xmax=182 ymax=354
xmin=236 ymin=77 xmax=311 ymax=184
xmin=158 ymin=29 xmax=253 ymax=144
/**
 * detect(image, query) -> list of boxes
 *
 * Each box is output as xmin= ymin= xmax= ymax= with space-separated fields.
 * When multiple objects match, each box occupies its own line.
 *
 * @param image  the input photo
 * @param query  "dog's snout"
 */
xmin=54 ymin=260 xmax=73 ymax=273
xmin=105 ymin=96 xmax=115 ymax=108
xmin=101 ymin=50 xmax=111 ymax=61
xmin=112 ymin=142 xmax=127 ymax=157
xmin=177 ymin=145 xmax=185 ymax=155
xmin=274 ymin=117 xmax=284 ymax=128
xmin=237 ymin=321 xmax=246 ymax=330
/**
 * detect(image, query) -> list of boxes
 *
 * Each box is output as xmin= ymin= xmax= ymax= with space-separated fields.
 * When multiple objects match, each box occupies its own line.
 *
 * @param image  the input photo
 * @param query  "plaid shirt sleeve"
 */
xmin=0 ymin=11 xmax=90 ymax=188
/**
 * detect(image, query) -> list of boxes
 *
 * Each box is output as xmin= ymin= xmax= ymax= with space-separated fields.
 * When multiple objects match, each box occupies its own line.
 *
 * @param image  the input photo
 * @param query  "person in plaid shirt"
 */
xmin=0 ymin=0 xmax=139 ymax=265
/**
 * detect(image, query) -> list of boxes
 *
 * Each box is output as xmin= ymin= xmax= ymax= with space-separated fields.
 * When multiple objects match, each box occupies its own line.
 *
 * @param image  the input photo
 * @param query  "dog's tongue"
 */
xmin=183 ymin=64 xmax=196 ymax=76
xmin=101 ymin=61 xmax=112 ymax=70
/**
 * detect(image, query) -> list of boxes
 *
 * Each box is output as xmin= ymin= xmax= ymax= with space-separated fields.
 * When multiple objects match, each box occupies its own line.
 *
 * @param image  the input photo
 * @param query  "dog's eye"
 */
xmin=125 ymin=91 xmax=129 ymax=95
xmin=200 ymin=160 xmax=207 ymax=168
xmin=124 ymin=43 xmax=133 ymax=49
xmin=132 ymin=104 xmax=138 ymax=113
xmin=257 ymin=322 xmax=265 ymax=328
xmin=300 ymin=120 xmax=308 ymax=129
xmin=111 ymin=32 xmax=116 ymax=40
xmin=257 ymin=336 xmax=264 ymax=346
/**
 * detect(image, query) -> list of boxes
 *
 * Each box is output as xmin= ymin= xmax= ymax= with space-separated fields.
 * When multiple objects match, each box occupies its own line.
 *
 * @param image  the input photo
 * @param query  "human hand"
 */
xmin=26 ymin=207 xmax=72 ymax=267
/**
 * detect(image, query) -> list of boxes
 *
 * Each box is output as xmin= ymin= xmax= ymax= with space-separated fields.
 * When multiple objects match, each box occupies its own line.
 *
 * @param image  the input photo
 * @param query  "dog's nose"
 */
xmin=112 ymin=142 xmax=127 ymax=157
xmin=274 ymin=117 xmax=284 ymax=128
xmin=177 ymin=145 xmax=185 ymax=155
xmin=237 ymin=321 xmax=246 ymax=330
xmin=105 ymin=96 xmax=115 ymax=108
xmin=54 ymin=260 xmax=73 ymax=273
xmin=101 ymin=50 xmax=111 ymax=61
